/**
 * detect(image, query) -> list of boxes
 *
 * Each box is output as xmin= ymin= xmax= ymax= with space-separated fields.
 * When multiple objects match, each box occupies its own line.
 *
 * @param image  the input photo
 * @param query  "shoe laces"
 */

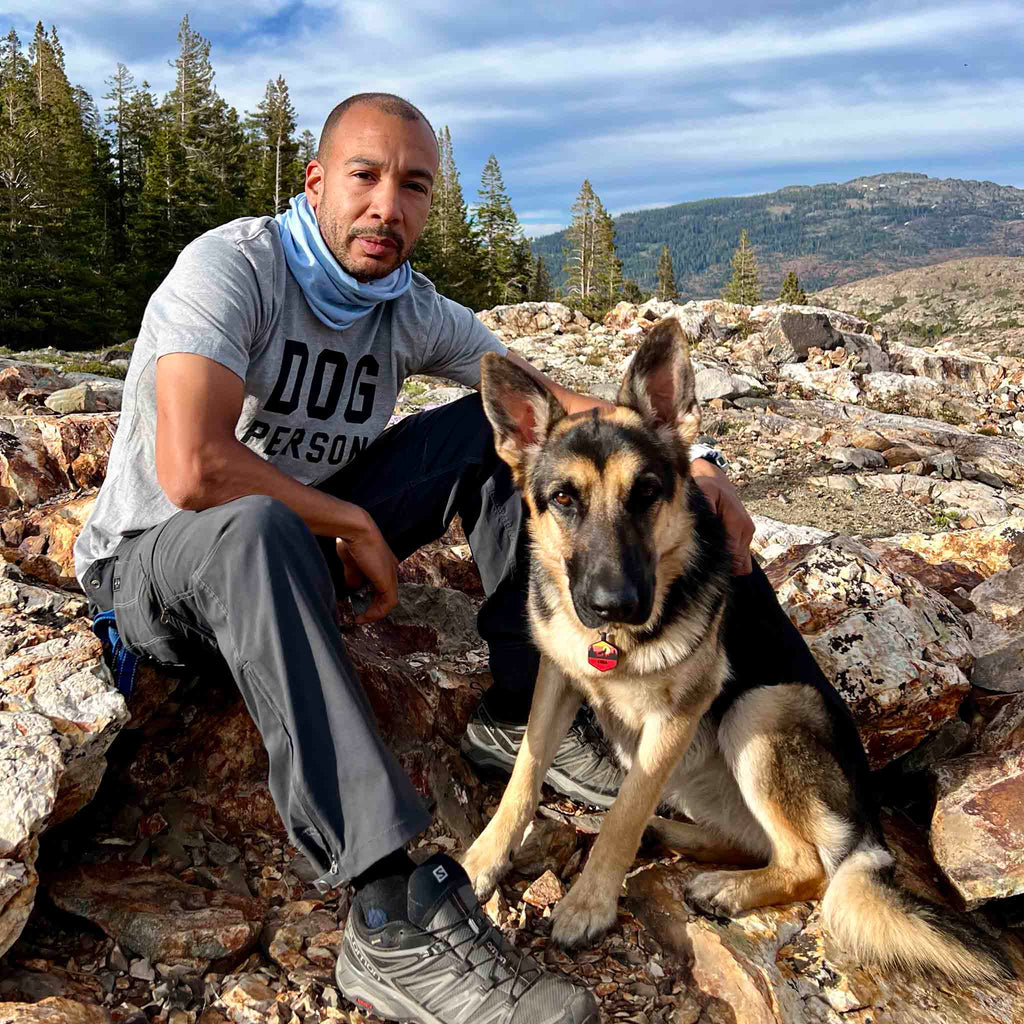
xmin=571 ymin=707 xmax=617 ymax=761
xmin=427 ymin=903 xmax=542 ymax=999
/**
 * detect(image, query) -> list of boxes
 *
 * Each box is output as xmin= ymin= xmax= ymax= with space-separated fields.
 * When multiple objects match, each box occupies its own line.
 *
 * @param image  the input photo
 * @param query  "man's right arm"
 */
xmin=155 ymin=352 xmax=398 ymax=623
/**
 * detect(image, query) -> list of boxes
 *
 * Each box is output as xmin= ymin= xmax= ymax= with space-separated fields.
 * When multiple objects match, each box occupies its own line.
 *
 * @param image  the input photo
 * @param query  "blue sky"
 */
xmin=5 ymin=1 xmax=1024 ymax=236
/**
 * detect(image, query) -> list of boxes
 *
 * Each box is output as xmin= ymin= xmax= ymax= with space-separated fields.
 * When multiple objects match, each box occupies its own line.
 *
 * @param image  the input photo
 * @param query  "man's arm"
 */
xmin=503 ymin=350 xmax=609 ymax=415
xmin=155 ymin=352 xmax=398 ymax=623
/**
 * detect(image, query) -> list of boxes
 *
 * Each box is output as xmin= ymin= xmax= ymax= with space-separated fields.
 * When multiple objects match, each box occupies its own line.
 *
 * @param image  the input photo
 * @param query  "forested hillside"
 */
xmin=531 ymin=173 xmax=1024 ymax=299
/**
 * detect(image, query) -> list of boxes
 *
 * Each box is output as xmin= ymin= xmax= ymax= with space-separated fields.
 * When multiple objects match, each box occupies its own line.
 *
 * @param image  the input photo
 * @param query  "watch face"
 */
xmin=587 ymin=639 xmax=619 ymax=672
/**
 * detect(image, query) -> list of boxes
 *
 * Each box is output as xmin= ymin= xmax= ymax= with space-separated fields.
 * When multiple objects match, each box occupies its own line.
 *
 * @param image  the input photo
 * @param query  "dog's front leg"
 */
xmin=462 ymin=657 xmax=579 ymax=902
xmin=551 ymin=709 xmax=702 ymax=949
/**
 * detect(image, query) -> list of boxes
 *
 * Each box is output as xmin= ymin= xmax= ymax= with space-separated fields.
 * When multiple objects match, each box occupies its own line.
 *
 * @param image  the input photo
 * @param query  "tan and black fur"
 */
xmin=461 ymin=318 xmax=1014 ymax=985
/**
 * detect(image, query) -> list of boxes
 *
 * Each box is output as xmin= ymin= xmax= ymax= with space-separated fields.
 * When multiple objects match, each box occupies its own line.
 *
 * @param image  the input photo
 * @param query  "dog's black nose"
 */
xmin=588 ymin=579 xmax=640 ymax=622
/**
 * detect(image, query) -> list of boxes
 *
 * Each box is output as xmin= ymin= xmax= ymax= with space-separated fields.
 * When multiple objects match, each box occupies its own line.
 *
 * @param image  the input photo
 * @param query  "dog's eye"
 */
xmin=552 ymin=491 xmax=574 ymax=508
xmin=634 ymin=481 xmax=662 ymax=503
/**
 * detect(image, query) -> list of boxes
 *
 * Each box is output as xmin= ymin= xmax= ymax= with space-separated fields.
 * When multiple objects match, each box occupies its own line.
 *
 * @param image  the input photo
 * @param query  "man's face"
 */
xmin=305 ymin=104 xmax=437 ymax=282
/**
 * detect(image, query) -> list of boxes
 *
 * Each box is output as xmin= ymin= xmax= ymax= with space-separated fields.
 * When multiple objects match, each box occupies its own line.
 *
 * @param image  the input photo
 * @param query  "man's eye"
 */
xmin=405 ymin=182 xmax=429 ymax=194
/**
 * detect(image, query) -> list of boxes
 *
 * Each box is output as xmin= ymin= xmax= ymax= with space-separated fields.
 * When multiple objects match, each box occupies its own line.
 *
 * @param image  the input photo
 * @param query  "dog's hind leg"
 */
xmin=686 ymin=685 xmax=855 ymax=917
xmin=645 ymin=818 xmax=764 ymax=866
xmin=461 ymin=657 xmax=579 ymax=902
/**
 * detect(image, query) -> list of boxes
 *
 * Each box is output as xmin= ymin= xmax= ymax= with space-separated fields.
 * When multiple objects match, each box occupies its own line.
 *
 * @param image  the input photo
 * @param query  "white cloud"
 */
xmin=508 ymin=76 xmax=1024 ymax=184
xmin=522 ymin=222 xmax=566 ymax=238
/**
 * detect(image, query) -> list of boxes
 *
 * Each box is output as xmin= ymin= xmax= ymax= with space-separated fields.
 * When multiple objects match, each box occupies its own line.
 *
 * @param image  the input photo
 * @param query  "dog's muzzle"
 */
xmin=573 ymin=562 xmax=653 ymax=629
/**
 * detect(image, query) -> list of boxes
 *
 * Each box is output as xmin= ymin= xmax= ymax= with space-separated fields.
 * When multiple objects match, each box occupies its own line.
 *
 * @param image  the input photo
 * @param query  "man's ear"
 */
xmin=617 ymin=318 xmax=700 ymax=446
xmin=480 ymin=353 xmax=564 ymax=480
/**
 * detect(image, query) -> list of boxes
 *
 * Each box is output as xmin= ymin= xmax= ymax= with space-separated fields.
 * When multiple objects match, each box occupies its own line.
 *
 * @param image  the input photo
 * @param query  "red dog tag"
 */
xmin=587 ymin=634 xmax=619 ymax=672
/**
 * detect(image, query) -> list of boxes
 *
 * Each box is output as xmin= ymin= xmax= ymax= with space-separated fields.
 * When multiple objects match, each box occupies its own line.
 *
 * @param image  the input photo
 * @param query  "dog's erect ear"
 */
xmin=617 ymin=318 xmax=700 ymax=445
xmin=480 ymin=352 xmax=565 ymax=477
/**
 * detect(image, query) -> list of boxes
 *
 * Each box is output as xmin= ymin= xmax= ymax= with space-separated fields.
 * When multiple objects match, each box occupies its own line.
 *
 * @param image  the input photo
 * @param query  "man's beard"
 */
xmin=316 ymin=205 xmax=410 ymax=283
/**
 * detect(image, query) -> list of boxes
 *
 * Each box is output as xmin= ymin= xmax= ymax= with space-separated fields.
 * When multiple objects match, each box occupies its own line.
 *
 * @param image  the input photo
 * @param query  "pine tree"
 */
xmin=594 ymin=203 xmax=623 ymax=303
xmin=723 ymin=230 xmax=761 ymax=304
xmin=563 ymin=180 xmax=622 ymax=315
xmin=0 ymin=23 xmax=118 ymax=346
xmin=474 ymin=153 xmax=525 ymax=307
xmin=298 ymin=128 xmax=316 ymax=164
xmin=779 ymin=270 xmax=807 ymax=304
xmin=245 ymin=75 xmax=297 ymax=214
xmin=562 ymin=179 xmax=599 ymax=304
xmin=529 ymin=255 xmax=552 ymax=301
xmin=413 ymin=125 xmax=483 ymax=308
xmin=622 ymin=279 xmax=646 ymax=303
xmin=656 ymin=245 xmax=678 ymax=301
xmin=104 ymin=63 xmax=136 ymax=242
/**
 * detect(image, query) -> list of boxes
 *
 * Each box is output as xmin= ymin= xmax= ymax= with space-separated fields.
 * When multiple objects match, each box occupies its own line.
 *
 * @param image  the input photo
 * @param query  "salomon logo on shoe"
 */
xmin=433 ymin=865 xmax=448 ymax=883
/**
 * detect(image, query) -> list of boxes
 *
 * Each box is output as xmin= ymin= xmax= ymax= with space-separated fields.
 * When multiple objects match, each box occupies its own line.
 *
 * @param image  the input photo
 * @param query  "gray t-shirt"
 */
xmin=74 ymin=216 xmax=506 ymax=582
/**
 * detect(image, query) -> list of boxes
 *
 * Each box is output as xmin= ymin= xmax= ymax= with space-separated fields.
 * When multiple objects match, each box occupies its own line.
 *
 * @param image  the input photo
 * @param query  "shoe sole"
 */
xmin=460 ymin=736 xmax=615 ymax=811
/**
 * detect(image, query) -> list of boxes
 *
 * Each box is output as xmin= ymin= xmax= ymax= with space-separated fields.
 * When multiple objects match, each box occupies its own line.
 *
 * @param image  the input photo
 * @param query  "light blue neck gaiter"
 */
xmin=274 ymin=192 xmax=412 ymax=331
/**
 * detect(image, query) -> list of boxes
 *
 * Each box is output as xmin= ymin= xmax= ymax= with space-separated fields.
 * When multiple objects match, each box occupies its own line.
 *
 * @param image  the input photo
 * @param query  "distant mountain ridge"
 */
xmin=530 ymin=172 xmax=1024 ymax=299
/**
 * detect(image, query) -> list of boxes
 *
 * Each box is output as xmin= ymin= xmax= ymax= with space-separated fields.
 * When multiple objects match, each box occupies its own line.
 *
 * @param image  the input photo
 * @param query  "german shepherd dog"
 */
xmin=461 ymin=318 xmax=1013 ymax=984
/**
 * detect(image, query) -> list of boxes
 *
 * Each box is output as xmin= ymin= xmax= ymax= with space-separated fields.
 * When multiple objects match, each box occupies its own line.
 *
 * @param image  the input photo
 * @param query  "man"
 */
xmin=75 ymin=93 xmax=766 ymax=1023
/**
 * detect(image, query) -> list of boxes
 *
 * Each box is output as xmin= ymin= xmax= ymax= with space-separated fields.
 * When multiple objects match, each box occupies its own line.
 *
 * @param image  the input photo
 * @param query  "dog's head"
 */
xmin=480 ymin=318 xmax=700 ymax=631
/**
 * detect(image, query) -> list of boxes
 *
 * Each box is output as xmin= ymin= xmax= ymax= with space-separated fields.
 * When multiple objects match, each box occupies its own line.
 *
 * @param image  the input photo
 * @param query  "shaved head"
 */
xmin=317 ymin=93 xmax=435 ymax=163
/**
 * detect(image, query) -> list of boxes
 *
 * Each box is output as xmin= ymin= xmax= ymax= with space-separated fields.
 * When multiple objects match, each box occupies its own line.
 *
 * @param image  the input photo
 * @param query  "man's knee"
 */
xmin=219 ymin=496 xmax=320 ymax=559
xmin=445 ymin=394 xmax=499 ymax=464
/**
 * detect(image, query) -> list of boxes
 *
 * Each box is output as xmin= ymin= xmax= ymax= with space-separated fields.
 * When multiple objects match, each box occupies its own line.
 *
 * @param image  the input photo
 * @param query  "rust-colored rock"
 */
xmin=48 ymin=863 xmax=264 ymax=970
xmin=929 ymin=747 xmax=1024 ymax=908
xmin=868 ymin=542 xmax=985 ymax=611
xmin=766 ymin=537 xmax=972 ymax=767
xmin=522 ymin=870 xmax=564 ymax=907
xmin=0 ymin=997 xmax=111 ymax=1023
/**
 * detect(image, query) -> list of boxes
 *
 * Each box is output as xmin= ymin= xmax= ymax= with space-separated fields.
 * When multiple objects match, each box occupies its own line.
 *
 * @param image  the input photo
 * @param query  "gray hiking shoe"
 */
xmin=335 ymin=853 xmax=598 ymax=1024
xmin=461 ymin=704 xmax=623 ymax=810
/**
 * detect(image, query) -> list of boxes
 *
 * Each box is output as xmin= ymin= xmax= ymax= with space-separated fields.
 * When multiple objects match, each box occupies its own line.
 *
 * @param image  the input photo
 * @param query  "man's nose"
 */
xmin=368 ymin=179 xmax=402 ymax=224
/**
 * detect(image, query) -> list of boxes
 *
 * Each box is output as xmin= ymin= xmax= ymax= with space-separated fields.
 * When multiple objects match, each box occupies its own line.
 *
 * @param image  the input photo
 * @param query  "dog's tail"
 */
xmin=821 ymin=841 xmax=1015 ymax=985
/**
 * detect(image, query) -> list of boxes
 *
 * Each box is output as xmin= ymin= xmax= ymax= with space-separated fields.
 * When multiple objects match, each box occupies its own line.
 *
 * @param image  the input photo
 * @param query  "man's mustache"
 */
xmin=348 ymin=227 xmax=405 ymax=250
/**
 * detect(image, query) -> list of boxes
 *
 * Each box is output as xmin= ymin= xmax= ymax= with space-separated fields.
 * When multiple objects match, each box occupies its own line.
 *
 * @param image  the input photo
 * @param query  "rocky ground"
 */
xmin=3 ymin=298 xmax=1024 ymax=1023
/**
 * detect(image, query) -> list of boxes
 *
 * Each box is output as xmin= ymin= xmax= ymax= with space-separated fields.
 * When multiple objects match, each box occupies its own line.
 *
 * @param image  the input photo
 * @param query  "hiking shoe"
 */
xmin=461 ymin=704 xmax=623 ymax=810
xmin=335 ymin=853 xmax=598 ymax=1024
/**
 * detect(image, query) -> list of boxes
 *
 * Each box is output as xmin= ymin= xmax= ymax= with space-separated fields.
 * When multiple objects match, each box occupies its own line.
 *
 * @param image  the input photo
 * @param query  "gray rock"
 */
xmin=972 ymin=642 xmax=1024 ymax=692
xmin=43 ymin=383 xmax=98 ymax=414
xmin=764 ymin=311 xmax=843 ymax=364
xmin=826 ymin=446 xmax=887 ymax=470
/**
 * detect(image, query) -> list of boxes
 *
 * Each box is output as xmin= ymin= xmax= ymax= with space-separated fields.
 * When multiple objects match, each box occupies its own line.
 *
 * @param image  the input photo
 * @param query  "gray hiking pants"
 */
xmin=83 ymin=394 xmax=534 ymax=887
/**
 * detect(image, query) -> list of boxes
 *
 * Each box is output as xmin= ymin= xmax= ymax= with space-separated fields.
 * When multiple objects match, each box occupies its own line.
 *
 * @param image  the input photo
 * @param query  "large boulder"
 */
xmin=763 ymin=311 xmax=844 ymax=364
xmin=765 ymin=537 xmax=972 ymax=767
xmin=929 ymin=748 xmax=1024 ymax=909
xmin=0 ymin=563 xmax=128 ymax=958
xmin=887 ymin=341 xmax=1007 ymax=393
xmin=476 ymin=302 xmax=589 ymax=339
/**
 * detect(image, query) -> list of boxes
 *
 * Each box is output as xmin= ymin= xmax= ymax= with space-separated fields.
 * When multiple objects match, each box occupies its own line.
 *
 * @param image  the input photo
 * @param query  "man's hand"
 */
xmin=690 ymin=458 xmax=755 ymax=576
xmin=337 ymin=512 xmax=400 ymax=624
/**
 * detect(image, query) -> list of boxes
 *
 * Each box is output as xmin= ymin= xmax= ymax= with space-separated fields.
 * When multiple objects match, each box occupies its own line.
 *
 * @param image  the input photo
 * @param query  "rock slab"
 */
xmin=929 ymin=747 xmax=1024 ymax=909
xmin=48 ymin=863 xmax=264 ymax=970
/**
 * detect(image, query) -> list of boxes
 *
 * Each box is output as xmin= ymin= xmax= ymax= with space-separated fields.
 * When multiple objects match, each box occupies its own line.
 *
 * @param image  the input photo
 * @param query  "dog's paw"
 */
xmin=550 ymin=882 xmax=618 ymax=951
xmin=460 ymin=844 xmax=511 ymax=903
xmin=685 ymin=870 xmax=745 ymax=919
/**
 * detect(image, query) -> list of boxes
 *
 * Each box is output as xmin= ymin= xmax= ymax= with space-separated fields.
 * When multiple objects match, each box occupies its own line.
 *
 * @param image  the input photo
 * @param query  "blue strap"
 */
xmin=91 ymin=609 xmax=138 ymax=700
